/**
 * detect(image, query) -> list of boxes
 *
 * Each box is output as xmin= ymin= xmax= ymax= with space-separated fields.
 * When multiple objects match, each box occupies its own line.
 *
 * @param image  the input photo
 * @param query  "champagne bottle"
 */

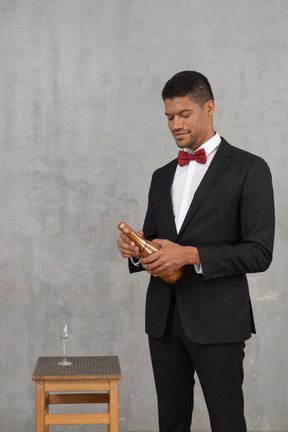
xmin=118 ymin=221 xmax=183 ymax=284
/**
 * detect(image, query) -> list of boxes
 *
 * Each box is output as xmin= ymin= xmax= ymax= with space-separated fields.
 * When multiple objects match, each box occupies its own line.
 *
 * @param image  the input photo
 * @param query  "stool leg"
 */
xmin=44 ymin=391 xmax=49 ymax=432
xmin=35 ymin=380 xmax=45 ymax=432
xmin=108 ymin=379 xmax=119 ymax=432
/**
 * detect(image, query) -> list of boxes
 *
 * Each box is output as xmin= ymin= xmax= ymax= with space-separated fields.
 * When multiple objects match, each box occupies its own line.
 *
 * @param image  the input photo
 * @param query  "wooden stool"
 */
xmin=32 ymin=356 xmax=122 ymax=431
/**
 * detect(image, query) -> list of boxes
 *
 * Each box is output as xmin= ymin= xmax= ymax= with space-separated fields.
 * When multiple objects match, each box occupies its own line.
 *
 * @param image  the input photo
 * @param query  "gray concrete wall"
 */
xmin=0 ymin=0 xmax=287 ymax=431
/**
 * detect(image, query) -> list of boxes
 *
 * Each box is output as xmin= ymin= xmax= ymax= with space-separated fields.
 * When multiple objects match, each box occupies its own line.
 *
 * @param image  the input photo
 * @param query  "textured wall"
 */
xmin=0 ymin=0 xmax=287 ymax=431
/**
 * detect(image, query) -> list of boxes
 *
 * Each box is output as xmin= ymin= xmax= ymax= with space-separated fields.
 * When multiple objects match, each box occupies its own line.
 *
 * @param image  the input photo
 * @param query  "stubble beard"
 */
xmin=175 ymin=133 xmax=198 ymax=151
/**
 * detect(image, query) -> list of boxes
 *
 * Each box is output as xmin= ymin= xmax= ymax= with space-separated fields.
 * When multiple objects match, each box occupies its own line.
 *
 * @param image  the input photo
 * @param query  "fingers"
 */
xmin=117 ymin=232 xmax=141 ymax=259
xmin=141 ymin=250 xmax=162 ymax=275
xmin=141 ymin=240 xmax=181 ymax=275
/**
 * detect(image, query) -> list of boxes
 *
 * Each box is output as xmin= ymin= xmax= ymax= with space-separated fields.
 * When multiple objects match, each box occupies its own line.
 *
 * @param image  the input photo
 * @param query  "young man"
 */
xmin=117 ymin=71 xmax=275 ymax=432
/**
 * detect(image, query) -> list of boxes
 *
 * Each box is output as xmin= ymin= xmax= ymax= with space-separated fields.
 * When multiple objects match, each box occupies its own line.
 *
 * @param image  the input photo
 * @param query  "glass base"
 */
xmin=58 ymin=360 xmax=72 ymax=366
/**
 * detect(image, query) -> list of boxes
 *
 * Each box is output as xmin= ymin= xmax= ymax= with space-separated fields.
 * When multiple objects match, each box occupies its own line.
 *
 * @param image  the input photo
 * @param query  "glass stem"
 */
xmin=63 ymin=341 xmax=66 ymax=360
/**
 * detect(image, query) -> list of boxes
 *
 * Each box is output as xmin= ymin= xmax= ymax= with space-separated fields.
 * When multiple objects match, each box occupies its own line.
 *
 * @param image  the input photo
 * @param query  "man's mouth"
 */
xmin=174 ymin=132 xmax=189 ymax=139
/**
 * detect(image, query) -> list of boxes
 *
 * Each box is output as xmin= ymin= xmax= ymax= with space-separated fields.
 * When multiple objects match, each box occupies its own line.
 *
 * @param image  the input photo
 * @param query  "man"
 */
xmin=117 ymin=71 xmax=275 ymax=432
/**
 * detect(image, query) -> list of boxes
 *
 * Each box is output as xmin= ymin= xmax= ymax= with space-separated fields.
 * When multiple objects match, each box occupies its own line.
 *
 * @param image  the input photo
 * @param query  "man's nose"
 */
xmin=173 ymin=116 xmax=184 ymax=130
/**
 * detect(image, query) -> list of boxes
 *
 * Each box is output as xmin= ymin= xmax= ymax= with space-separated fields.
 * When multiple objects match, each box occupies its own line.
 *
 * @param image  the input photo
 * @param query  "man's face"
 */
xmin=164 ymin=95 xmax=215 ymax=151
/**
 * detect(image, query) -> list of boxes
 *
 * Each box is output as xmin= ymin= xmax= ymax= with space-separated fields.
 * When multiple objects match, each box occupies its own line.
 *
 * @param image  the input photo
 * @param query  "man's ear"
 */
xmin=205 ymin=99 xmax=215 ymax=116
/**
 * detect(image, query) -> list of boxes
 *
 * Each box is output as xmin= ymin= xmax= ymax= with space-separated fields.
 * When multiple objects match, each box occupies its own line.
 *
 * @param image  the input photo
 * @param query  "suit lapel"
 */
xmin=159 ymin=159 xmax=178 ymax=239
xmin=177 ymin=140 xmax=233 ymax=238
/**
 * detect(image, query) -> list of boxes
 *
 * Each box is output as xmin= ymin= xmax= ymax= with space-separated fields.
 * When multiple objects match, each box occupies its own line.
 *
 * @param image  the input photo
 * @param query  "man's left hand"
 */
xmin=141 ymin=239 xmax=200 ymax=277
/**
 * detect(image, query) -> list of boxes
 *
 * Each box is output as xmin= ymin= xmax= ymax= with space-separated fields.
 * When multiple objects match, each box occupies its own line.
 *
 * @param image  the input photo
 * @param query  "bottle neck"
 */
xmin=123 ymin=228 xmax=147 ymax=251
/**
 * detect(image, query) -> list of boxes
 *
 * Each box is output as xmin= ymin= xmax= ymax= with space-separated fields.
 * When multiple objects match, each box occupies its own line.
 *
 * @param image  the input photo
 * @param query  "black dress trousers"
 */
xmin=148 ymin=292 xmax=247 ymax=432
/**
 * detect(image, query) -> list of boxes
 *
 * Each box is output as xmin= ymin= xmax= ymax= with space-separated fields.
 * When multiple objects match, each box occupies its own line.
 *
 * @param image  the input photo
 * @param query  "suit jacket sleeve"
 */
xmin=198 ymin=156 xmax=275 ymax=280
xmin=128 ymin=172 xmax=158 ymax=275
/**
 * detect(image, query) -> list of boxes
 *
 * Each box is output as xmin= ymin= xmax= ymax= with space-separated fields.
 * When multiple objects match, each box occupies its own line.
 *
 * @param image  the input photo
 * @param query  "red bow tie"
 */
xmin=178 ymin=149 xmax=206 ymax=166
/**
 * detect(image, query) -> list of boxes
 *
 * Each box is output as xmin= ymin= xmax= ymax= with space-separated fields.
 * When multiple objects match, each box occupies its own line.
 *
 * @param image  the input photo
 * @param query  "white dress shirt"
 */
xmin=172 ymin=132 xmax=221 ymax=233
xmin=172 ymin=132 xmax=221 ymax=273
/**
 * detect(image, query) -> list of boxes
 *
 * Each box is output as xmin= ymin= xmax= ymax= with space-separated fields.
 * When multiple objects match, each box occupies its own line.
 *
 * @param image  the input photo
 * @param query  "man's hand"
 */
xmin=141 ymin=239 xmax=200 ymax=277
xmin=117 ymin=230 xmax=143 ymax=260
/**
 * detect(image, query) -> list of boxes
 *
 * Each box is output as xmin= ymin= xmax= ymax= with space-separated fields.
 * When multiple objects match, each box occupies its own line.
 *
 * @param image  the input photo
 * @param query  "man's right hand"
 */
xmin=117 ymin=230 xmax=143 ymax=260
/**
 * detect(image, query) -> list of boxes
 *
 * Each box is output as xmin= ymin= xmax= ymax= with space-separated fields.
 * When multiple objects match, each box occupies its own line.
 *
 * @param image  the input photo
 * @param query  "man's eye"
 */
xmin=182 ymin=114 xmax=190 ymax=118
xmin=167 ymin=117 xmax=173 ymax=121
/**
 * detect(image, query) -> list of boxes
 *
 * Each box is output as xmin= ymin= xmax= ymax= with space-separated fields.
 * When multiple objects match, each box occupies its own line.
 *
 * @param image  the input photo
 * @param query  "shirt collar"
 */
xmin=184 ymin=132 xmax=221 ymax=157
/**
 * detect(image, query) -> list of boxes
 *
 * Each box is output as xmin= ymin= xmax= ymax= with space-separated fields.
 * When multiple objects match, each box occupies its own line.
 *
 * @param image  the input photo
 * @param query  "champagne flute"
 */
xmin=58 ymin=317 xmax=72 ymax=366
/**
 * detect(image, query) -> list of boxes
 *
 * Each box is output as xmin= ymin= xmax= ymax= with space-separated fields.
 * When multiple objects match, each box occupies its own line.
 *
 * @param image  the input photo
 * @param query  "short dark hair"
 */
xmin=162 ymin=71 xmax=214 ymax=106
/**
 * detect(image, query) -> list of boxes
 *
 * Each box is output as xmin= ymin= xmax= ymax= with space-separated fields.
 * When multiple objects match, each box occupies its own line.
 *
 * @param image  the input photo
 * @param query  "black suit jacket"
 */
xmin=130 ymin=138 xmax=275 ymax=344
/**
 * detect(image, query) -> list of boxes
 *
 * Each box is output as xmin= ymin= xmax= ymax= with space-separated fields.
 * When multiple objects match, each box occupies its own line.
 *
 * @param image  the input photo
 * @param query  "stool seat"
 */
xmin=32 ymin=356 xmax=122 ymax=432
